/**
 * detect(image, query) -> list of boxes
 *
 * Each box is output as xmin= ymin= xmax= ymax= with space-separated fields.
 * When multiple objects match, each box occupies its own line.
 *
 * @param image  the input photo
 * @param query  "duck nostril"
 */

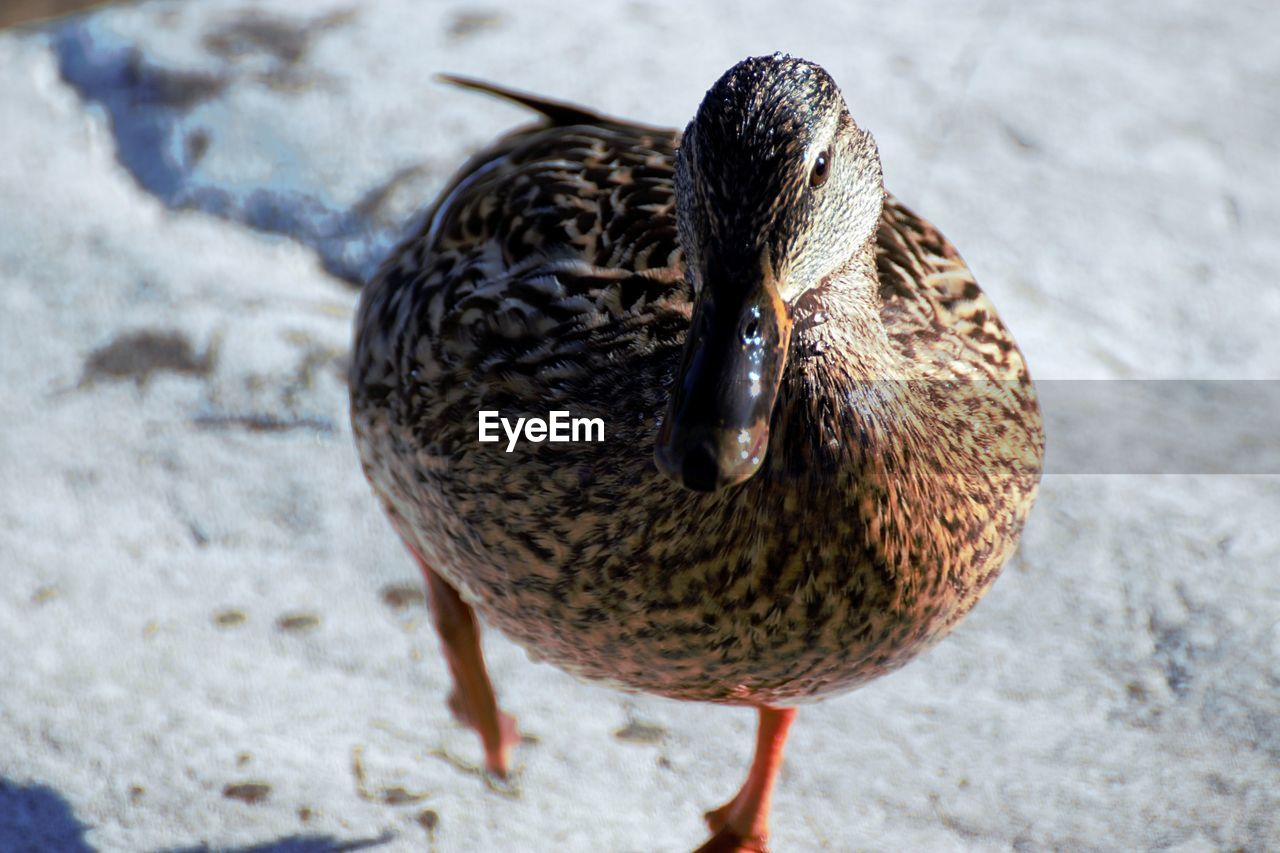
xmin=681 ymin=441 xmax=721 ymax=492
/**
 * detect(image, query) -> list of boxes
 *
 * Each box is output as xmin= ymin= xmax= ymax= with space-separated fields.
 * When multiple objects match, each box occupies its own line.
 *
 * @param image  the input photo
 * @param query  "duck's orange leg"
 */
xmin=404 ymin=542 xmax=519 ymax=777
xmin=695 ymin=706 xmax=797 ymax=853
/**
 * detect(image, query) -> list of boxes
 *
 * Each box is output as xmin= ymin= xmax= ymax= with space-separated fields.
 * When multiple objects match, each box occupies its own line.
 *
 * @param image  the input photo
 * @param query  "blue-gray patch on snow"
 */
xmin=50 ymin=18 xmax=396 ymax=286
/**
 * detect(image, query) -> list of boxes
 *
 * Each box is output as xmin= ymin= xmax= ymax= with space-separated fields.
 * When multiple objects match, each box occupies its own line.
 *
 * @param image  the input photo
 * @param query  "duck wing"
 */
xmin=352 ymin=83 xmax=691 ymax=443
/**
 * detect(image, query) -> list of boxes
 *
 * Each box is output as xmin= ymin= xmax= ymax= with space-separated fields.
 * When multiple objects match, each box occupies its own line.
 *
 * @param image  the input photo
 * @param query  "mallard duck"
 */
xmin=349 ymin=53 xmax=1043 ymax=851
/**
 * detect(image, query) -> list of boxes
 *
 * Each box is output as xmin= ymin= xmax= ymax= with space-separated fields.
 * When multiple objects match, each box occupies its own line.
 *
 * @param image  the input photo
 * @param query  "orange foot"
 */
xmin=694 ymin=791 xmax=769 ymax=852
xmin=696 ymin=799 xmax=762 ymax=845
xmin=447 ymin=687 xmax=521 ymax=778
xmin=693 ymin=706 xmax=796 ymax=853
xmin=400 ymin=533 xmax=521 ymax=779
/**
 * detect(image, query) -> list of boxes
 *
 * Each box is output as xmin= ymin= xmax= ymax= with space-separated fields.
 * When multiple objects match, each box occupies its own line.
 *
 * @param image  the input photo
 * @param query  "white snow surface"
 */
xmin=2 ymin=1 xmax=1278 ymax=851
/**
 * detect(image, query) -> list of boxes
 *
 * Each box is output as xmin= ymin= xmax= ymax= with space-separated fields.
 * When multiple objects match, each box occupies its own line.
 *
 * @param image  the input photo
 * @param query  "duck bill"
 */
xmin=655 ymin=274 xmax=793 ymax=492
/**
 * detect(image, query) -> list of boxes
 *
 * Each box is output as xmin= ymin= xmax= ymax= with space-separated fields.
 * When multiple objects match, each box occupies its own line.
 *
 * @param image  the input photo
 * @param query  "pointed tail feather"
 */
xmin=436 ymin=74 xmax=607 ymax=126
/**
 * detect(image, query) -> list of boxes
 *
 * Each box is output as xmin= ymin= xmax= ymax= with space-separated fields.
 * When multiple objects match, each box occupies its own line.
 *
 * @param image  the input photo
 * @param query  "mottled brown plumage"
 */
xmin=350 ymin=54 xmax=1043 ymax=849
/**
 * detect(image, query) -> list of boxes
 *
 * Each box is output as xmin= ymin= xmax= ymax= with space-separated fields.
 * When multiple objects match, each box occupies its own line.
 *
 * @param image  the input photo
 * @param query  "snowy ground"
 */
xmin=2 ymin=1 xmax=1278 ymax=850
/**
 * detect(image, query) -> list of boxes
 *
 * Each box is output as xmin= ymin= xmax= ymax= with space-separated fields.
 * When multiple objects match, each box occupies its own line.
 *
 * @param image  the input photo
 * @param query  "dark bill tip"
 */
xmin=675 ymin=439 xmax=720 ymax=492
xmin=654 ymin=269 xmax=793 ymax=493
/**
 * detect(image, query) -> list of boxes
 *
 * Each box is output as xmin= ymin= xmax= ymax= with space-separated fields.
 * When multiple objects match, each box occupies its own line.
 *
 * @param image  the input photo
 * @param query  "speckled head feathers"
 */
xmin=676 ymin=54 xmax=884 ymax=302
xmin=698 ymin=54 xmax=842 ymax=158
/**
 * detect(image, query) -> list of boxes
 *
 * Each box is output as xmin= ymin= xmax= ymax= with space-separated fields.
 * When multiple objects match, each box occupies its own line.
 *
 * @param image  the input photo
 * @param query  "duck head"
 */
xmin=655 ymin=54 xmax=885 ymax=492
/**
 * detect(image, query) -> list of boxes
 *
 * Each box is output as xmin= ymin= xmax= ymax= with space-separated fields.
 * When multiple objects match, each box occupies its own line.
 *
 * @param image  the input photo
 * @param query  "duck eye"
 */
xmin=809 ymin=148 xmax=831 ymax=188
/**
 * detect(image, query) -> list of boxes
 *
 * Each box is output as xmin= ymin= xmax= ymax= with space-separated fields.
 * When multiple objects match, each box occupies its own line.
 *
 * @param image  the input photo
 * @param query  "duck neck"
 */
xmin=788 ymin=246 xmax=916 ymax=387
xmin=766 ymin=248 xmax=933 ymax=484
